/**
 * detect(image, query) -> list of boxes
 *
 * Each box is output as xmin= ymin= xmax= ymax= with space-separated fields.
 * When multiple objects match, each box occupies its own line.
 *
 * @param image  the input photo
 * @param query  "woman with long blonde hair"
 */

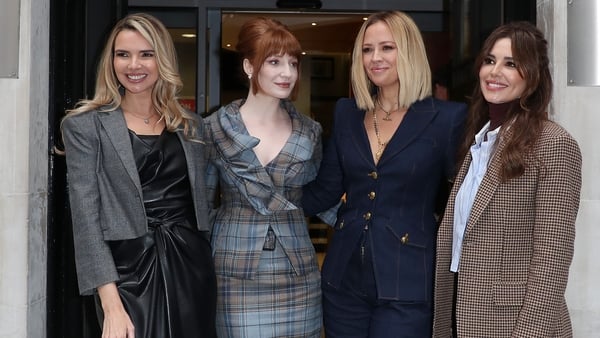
xmin=61 ymin=13 xmax=216 ymax=338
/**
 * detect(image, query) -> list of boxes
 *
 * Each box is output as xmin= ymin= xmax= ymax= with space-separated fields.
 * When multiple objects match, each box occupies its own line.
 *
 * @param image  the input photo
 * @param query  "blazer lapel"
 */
xmin=176 ymin=130 xmax=201 ymax=192
xmin=349 ymin=108 xmax=375 ymax=165
xmin=97 ymin=108 xmax=143 ymax=193
xmin=464 ymin=133 xmax=509 ymax=235
xmin=378 ymin=98 xmax=437 ymax=164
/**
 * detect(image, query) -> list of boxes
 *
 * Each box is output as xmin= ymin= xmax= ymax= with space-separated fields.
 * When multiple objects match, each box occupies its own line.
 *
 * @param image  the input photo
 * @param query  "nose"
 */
xmin=128 ymin=56 xmax=142 ymax=69
xmin=489 ymin=63 xmax=501 ymax=76
xmin=280 ymin=64 xmax=293 ymax=78
xmin=372 ymin=48 xmax=383 ymax=61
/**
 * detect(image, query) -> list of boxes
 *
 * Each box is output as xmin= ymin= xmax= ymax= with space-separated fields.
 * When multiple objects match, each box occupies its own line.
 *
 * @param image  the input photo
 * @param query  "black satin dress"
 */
xmin=102 ymin=130 xmax=217 ymax=338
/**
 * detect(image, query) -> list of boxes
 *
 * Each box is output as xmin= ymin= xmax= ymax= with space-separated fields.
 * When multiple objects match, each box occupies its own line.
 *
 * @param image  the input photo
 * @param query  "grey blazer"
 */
xmin=62 ymin=107 xmax=211 ymax=295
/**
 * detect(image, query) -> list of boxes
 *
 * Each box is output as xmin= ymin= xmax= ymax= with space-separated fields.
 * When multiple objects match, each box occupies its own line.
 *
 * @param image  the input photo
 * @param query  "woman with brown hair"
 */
xmin=433 ymin=21 xmax=582 ymax=337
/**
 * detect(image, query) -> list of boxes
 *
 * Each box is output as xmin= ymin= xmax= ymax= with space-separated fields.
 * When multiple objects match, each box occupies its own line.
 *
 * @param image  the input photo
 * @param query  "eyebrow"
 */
xmin=363 ymin=41 xmax=396 ymax=47
xmin=486 ymin=53 xmax=514 ymax=61
xmin=114 ymin=49 xmax=155 ymax=53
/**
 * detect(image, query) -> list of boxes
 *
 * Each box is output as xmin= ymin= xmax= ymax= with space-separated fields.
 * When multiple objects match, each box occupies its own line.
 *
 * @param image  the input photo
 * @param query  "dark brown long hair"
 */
xmin=458 ymin=21 xmax=552 ymax=181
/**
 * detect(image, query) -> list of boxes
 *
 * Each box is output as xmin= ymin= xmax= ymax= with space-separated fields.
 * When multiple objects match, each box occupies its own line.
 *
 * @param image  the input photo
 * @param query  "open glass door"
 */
xmin=204 ymin=9 xmax=455 ymax=262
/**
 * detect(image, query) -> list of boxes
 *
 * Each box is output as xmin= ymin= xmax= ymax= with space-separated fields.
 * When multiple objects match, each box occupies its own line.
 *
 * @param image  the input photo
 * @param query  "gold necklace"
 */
xmin=372 ymin=110 xmax=388 ymax=161
xmin=376 ymin=97 xmax=398 ymax=121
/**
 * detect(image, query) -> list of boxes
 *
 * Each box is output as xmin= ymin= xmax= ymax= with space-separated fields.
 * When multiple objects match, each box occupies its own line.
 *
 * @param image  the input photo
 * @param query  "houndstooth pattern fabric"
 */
xmin=433 ymin=121 xmax=582 ymax=337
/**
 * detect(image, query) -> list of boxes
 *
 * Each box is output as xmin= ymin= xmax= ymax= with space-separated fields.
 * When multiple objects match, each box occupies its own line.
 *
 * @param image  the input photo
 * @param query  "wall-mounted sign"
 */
xmin=568 ymin=0 xmax=600 ymax=86
xmin=0 ymin=0 xmax=20 ymax=78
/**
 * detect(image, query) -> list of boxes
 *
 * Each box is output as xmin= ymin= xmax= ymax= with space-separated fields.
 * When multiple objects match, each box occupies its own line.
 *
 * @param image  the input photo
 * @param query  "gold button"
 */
xmin=363 ymin=212 xmax=372 ymax=220
xmin=401 ymin=233 xmax=409 ymax=244
xmin=368 ymin=171 xmax=378 ymax=179
xmin=368 ymin=191 xmax=376 ymax=200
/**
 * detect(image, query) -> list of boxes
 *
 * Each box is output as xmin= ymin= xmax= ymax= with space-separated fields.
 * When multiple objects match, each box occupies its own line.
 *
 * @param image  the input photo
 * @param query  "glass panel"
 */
xmin=220 ymin=11 xmax=453 ymax=138
xmin=170 ymin=27 xmax=198 ymax=111
xmin=220 ymin=12 xmax=367 ymax=140
xmin=219 ymin=11 xmax=454 ymax=256
xmin=129 ymin=9 xmax=198 ymax=111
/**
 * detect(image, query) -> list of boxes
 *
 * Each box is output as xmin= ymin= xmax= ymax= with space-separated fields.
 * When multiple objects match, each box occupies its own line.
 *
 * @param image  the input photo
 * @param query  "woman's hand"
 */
xmin=97 ymin=283 xmax=135 ymax=338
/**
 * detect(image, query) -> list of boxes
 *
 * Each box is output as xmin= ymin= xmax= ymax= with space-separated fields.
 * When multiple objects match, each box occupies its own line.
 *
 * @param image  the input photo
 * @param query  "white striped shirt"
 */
xmin=450 ymin=122 xmax=500 ymax=272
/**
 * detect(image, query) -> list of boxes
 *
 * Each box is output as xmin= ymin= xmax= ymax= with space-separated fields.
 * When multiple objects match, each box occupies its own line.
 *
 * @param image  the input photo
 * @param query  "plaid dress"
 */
xmin=204 ymin=100 xmax=323 ymax=338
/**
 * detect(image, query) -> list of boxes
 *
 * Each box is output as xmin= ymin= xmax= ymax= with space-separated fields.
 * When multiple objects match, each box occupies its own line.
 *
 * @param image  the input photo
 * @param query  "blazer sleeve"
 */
xmin=62 ymin=114 xmax=119 ymax=296
xmin=512 ymin=131 xmax=582 ymax=337
xmin=302 ymin=99 xmax=347 ymax=216
xmin=203 ymin=117 xmax=219 ymax=210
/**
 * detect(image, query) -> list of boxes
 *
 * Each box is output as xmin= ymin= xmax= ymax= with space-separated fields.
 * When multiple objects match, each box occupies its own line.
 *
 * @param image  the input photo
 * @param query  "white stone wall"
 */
xmin=0 ymin=0 xmax=597 ymax=337
xmin=538 ymin=0 xmax=600 ymax=336
xmin=0 ymin=0 xmax=49 ymax=336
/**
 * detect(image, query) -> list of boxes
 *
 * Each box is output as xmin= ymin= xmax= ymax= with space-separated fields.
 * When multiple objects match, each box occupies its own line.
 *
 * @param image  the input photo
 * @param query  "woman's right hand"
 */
xmin=97 ymin=283 xmax=135 ymax=338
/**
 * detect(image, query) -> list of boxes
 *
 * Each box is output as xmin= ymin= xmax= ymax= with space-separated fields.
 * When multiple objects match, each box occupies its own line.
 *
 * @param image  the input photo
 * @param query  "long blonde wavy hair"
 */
xmin=63 ymin=13 xmax=196 ymax=138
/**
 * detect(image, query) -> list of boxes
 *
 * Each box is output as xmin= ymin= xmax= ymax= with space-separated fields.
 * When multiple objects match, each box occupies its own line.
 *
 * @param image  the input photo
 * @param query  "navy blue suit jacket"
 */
xmin=303 ymin=97 xmax=466 ymax=301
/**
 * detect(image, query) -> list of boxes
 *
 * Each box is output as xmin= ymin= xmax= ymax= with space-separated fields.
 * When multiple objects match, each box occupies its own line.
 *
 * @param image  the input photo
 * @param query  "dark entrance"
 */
xmin=46 ymin=1 xmax=534 ymax=337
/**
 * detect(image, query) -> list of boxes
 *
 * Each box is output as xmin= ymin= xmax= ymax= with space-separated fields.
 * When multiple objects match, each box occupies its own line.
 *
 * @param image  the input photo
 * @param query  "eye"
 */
xmin=362 ymin=46 xmax=373 ymax=54
xmin=290 ymin=61 xmax=299 ymax=68
xmin=506 ymin=61 xmax=517 ymax=68
xmin=141 ymin=51 xmax=155 ymax=58
xmin=382 ymin=44 xmax=396 ymax=51
xmin=267 ymin=58 xmax=280 ymax=65
xmin=483 ymin=56 xmax=495 ymax=65
xmin=114 ymin=51 xmax=128 ymax=58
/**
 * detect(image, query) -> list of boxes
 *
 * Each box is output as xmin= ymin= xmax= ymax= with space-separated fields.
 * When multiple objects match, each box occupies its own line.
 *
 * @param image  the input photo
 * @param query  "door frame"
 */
xmin=128 ymin=0 xmax=446 ymax=114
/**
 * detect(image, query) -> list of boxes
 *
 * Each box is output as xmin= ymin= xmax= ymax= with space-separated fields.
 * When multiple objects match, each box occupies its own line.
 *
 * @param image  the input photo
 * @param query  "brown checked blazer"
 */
xmin=433 ymin=121 xmax=582 ymax=338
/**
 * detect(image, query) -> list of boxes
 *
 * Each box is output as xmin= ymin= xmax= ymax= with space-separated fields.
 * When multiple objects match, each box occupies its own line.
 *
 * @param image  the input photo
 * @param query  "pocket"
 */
xmin=333 ymin=208 xmax=359 ymax=231
xmin=384 ymin=223 xmax=428 ymax=249
xmin=492 ymin=281 xmax=526 ymax=306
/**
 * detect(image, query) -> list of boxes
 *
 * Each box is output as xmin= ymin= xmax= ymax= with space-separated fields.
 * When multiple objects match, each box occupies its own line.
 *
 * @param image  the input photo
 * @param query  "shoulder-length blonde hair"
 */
xmin=351 ymin=11 xmax=432 ymax=111
xmin=64 ymin=13 xmax=196 ymax=137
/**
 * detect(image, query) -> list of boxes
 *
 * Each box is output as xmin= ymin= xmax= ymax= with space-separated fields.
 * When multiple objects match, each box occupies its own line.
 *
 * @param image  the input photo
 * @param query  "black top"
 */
xmin=129 ymin=129 xmax=197 ymax=227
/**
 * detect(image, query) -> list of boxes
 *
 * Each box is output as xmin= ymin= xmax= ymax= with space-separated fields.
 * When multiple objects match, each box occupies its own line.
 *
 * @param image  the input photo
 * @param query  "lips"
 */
xmin=370 ymin=66 xmax=388 ymax=73
xmin=127 ymin=74 xmax=147 ymax=81
xmin=485 ymin=80 xmax=507 ymax=89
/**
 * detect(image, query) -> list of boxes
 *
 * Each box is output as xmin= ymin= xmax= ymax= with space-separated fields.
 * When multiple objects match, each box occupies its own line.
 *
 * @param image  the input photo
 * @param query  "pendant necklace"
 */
xmin=372 ymin=109 xmax=388 ymax=162
xmin=127 ymin=110 xmax=156 ymax=124
xmin=376 ymin=97 xmax=397 ymax=121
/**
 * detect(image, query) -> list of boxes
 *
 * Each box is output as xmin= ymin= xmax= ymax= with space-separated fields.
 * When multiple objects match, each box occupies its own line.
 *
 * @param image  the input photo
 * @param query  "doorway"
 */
xmin=48 ymin=1 xmax=536 ymax=337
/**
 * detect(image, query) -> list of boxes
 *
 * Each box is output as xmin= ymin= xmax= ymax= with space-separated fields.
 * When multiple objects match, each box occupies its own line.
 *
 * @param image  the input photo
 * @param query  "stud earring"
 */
xmin=248 ymin=74 xmax=252 ymax=79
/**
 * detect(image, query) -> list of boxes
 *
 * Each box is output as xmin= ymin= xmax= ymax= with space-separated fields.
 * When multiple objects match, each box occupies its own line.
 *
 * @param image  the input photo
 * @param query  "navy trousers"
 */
xmin=322 ymin=229 xmax=432 ymax=338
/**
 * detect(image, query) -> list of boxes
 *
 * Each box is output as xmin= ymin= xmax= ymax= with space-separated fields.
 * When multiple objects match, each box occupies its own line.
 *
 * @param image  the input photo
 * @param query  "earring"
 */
xmin=248 ymin=74 xmax=252 ymax=79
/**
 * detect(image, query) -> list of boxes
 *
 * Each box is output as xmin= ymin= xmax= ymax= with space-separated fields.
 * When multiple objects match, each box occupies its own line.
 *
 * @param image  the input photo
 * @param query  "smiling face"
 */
xmin=361 ymin=21 xmax=399 ymax=90
xmin=479 ymin=37 xmax=527 ymax=104
xmin=250 ymin=53 xmax=299 ymax=99
xmin=113 ymin=29 xmax=159 ymax=96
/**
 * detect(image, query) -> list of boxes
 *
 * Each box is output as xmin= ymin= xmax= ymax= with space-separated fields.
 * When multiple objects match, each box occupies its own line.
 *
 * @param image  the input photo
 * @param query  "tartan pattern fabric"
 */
xmin=215 ymin=244 xmax=322 ymax=338
xmin=204 ymin=99 xmax=323 ymax=336
xmin=433 ymin=121 xmax=582 ymax=337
